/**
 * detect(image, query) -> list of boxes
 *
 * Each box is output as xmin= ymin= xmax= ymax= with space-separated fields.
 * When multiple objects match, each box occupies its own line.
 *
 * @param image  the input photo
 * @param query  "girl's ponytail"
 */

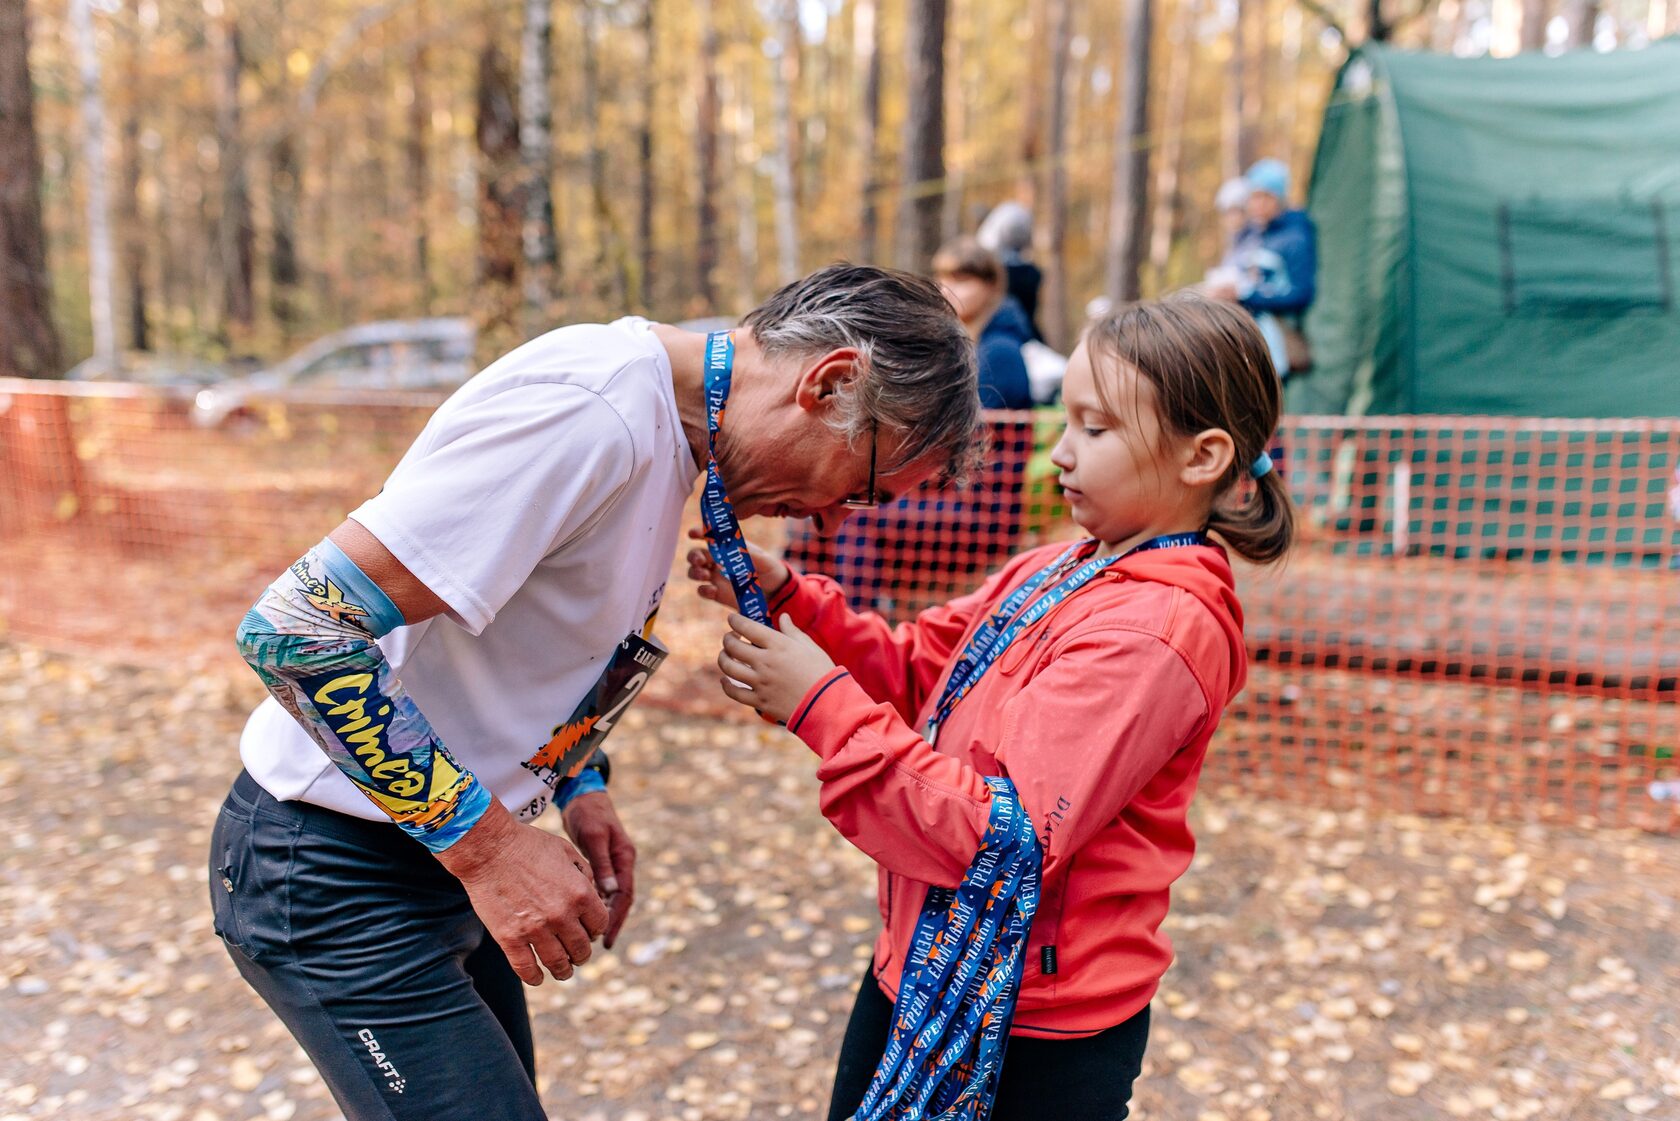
xmin=1207 ymin=467 xmax=1294 ymax=565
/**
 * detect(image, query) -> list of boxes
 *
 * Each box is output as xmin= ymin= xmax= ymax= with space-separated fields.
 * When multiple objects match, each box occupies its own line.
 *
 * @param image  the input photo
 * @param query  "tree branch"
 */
xmin=1295 ymin=0 xmax=1351 ymax=41
xmin=298 ymin=0 xmax=411 ymax=120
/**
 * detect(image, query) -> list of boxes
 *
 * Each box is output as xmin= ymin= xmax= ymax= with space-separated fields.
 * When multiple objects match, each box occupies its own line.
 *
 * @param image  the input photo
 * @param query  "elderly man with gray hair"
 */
xmin=213 ymin=263 xmax=980 ymax=1121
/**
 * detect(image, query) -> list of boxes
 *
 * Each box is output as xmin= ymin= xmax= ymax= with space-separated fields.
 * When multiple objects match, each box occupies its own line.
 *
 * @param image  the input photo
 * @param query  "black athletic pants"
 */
xmin=208 ymin=771 xmax=545 ymax=1121
xmin=827 ymin=967 xmax=1151 ymax=1121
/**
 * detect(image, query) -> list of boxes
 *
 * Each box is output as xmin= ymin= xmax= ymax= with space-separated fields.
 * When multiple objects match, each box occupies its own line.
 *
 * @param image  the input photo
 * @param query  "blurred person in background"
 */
xmin=1203 ymin=176 xmax=1254 ymax=295
xmin=933 ymin=236 xmax=1036 ymax=411
xmin=977 ymin=200 xmax=1045 ymax=343
xmin=1207 ymin=158 xmax=1318 ymax=382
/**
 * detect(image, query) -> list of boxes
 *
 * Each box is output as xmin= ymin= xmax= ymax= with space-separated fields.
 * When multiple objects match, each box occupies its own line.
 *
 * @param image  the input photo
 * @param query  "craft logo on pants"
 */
xmin=357 ymin=1028 xmax=406 ymax=1094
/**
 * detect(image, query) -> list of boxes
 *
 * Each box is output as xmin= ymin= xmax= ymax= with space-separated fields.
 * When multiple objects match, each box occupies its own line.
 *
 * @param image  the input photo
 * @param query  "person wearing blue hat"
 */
xmin=1208 ymin=158 xmax=1318 ymax=381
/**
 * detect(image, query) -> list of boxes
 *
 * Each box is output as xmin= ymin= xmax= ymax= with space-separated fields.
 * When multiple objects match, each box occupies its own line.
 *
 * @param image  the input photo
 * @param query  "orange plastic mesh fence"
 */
xmin=3 ymin=380 xmax=1675 ymax=832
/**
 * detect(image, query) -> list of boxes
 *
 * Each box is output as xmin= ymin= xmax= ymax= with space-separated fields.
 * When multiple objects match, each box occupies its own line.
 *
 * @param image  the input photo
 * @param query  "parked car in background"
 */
xmin=64 ymin=352 xmax=237 ymax=394
xmin=190 ymin=318 xmax=475 ymax=428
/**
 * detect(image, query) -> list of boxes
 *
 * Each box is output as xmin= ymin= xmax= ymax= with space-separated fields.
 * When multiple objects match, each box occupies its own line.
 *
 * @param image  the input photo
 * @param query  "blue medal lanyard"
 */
xmin=851 ymin=530 xmax=1205 ymax=1121
xmin=700 ymin=331 xmax=771 ymax=625
xmin=925 ymin=531 xmax=1206 ymax=743
xmin=853 ymin=775 xmax=1039 ymax=1121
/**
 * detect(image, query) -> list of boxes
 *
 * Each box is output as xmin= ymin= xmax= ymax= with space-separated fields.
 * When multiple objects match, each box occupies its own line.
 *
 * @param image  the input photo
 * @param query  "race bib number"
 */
xmin=520 ymin=632 xmax=667 ymax=798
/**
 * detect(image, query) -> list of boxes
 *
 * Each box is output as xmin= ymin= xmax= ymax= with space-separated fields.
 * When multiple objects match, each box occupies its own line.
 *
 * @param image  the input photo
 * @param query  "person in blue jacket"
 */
xmin=1210 ymin=158 xmax=1318 ymax=379
xmin=932 ymin=237 xmax=1035 ymax=410
xmin=976 ymin=201 xmax=1045 ymax=343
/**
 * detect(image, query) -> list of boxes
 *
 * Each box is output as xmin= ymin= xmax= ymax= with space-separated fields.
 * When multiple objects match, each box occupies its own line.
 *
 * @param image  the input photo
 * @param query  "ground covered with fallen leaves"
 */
xmin=2 ymin=641 xmax=1677 ymax=1121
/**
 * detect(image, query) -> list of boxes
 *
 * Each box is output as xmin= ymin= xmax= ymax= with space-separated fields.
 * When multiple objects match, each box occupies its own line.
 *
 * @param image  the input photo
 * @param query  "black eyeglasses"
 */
xmin=840 ymin=420 xmax=881 ymax=510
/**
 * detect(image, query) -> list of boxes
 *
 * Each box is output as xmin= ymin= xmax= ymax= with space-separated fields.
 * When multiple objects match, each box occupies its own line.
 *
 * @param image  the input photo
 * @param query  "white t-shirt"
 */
xmin=239 ymin=317 xmax=699 ymax=822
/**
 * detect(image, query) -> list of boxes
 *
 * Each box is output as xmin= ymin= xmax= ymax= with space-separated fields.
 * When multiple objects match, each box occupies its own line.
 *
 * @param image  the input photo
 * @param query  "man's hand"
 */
xmin=686 ymin=527 xmax=790 ymax=608
xmin=434 ymin=801 xmax=609 ymax=986
xmin=717 ymin=612 xmax=837 ymax=724
xmin=562 ymin=790 xmax=637 ymax=949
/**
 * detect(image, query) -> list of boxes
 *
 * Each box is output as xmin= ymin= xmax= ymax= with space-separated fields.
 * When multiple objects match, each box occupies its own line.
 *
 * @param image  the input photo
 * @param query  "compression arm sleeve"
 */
xmin=235 ymin=536 xmax=494 ymax=852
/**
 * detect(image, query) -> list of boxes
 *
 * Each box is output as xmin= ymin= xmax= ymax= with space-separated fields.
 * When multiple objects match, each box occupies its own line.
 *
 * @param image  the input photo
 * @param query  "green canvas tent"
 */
xmin=1294 ymin=40 xmax=1680 ymax=418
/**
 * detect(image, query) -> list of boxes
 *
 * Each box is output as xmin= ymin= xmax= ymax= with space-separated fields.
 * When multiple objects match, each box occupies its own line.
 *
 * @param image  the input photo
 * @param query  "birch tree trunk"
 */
xmin=695 ymin=0 xmax=721 ymax=308
xmin=1646 ymin=0 xmax=1669 ymax=40
xmin=408 ymin=0 xmax=432 ymax=309
xmin=941 ymin=21 xmax=965 ymax=243
xmin=729 ymin=62 xmax=760 ymax=311
xmin=1222 ymin=0 xmax=1249 ymax=179
xmin=778 ymin=0 xmax=803 ymax=214
xmin=636 ymin=0 xmax=655 ymax=310
xmin=854 ymin=0 xmax=881 ymax=263
xmin=1106 ymin=0 xmax=1151 ymax=304
xmin=1280 ymin=0 xmax=1302 ymax=161
xmin=1040 ymin=0 xmax=1072 ymax=347
xmin=769 ymin=0 xmax=800 ymax=283
xmin=1660 ymin=0 xmax=1679 ymax=38
xmin=1148 ymin=0 xmax=1195 ymax=287
xmin=1490 ymin=0 xmax=1523 ymax=54
xmin=207 ymin=0 xmax=253 ymax=336
xmin=73 ymin=0 xmax=119 ymax=370
xmin=519 ymin=0 xmax=559 ymax=332
xmin=898 ymin=0 xmax=947 ymax=271
xmin=0 ymin=0 xmax=62 ymax=377
xmin=1018 ymin=0 xmax=1046 ymax=201
xmin=580 ymin=0 xmax=630 ymax=308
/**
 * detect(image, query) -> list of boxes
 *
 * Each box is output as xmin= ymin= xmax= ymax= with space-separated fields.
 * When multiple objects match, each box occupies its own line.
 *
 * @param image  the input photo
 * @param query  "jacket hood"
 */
xmin=983 ymin=297 xmax=1035 ymax=347
xmin=1111 ymin=544 xmax=1247 ymax=703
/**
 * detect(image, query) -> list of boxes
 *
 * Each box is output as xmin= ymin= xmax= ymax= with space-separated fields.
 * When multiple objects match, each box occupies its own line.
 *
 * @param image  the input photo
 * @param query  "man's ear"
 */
xmin=792 ymin=348 xmax=865 ymax=411
xmin=1180 ymin=427 xmax=1236 ymax=488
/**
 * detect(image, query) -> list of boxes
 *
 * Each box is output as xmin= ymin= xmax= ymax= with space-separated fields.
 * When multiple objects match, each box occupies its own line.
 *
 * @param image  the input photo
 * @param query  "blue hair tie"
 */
xmin=1250 ymin=451 xmax=1274 ymax=479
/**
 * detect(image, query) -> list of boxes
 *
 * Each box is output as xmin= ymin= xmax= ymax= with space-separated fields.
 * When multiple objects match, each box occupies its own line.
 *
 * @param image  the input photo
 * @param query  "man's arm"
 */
xmin=236 ymin=518 xmax=610 ymax=983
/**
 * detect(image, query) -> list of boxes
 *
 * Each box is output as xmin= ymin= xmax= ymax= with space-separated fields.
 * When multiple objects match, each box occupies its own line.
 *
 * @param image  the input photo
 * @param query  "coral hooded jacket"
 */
xmin=771 ymin=539 xmax=1247 ymax=1038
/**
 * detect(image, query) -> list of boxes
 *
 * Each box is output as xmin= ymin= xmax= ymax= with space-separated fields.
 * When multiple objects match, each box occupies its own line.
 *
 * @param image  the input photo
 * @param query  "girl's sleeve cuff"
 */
xmin=787 ymin=668 xmax=869 ymax=756
xmin=766 ymin=567 xmax=820 ymax=628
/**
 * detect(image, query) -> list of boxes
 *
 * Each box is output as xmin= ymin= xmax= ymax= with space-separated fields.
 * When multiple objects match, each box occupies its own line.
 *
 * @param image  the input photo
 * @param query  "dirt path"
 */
xmin=1 ymin=642 xmax=1676 ymax=1121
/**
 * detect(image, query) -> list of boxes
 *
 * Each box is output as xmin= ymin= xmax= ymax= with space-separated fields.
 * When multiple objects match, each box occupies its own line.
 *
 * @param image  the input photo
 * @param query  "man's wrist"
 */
xmin=433 ymin=798 xmax=518 ymax=880
xmin=554 ymin=766 xmax=607 ymax=814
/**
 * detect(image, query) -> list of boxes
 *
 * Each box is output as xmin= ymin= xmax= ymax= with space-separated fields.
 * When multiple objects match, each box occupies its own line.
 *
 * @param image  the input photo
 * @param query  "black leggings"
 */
xmin=209 ymin=771 xmax=544 ymax=1121
xmin=827 ymin=968 xmax=1150 ymax=1121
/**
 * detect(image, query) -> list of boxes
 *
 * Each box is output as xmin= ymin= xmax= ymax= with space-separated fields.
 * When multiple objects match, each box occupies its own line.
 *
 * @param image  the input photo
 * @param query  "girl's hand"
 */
xmin=717 ymin=612 xmax=835 ymax=724
xmin=686 ymin=527 xmax=791 ymax=609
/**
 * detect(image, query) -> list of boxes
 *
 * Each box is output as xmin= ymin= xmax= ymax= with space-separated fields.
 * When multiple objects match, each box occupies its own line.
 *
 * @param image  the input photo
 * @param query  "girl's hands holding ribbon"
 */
xmin=686 ymin=527 xmax=790 ymax=610
xmin=717 ymin=612 xmax=836 ymax=724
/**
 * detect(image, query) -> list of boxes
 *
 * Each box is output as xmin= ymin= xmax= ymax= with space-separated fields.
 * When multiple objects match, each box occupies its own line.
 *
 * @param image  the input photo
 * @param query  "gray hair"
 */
xmin=741 ymin=263 xmax=983 ymax=484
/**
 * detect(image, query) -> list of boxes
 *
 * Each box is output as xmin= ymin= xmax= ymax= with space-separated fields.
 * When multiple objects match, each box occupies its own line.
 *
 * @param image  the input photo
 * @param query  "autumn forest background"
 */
xmin=8 ymin=0 xmax=1677 ymax=379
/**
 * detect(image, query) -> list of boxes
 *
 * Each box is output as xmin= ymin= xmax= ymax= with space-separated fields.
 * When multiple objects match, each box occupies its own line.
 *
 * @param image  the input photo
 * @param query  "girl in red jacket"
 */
xmin=692 ymin=295 xmax=1294 ymax=1120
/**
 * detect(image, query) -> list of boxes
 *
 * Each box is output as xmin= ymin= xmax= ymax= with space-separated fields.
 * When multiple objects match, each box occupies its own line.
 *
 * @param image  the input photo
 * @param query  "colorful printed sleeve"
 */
xmin=235 ymin=536 xmax=493 ymax=852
